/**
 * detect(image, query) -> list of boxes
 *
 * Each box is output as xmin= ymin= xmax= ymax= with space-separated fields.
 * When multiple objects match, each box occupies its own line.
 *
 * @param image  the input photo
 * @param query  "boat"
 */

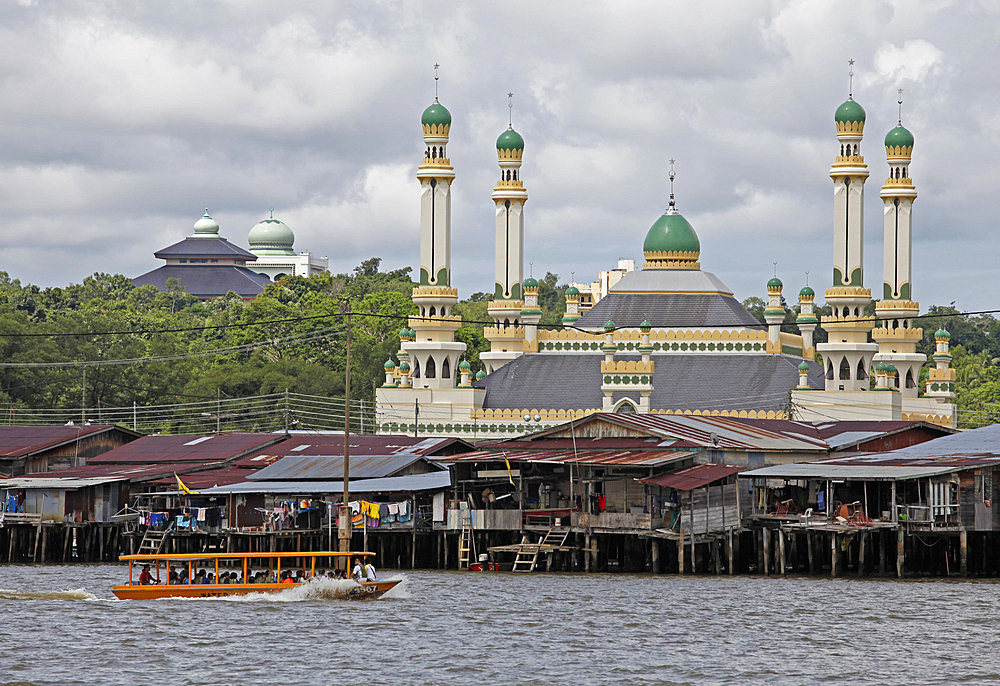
xmin=113 ymin=551 xmax=401 ymax=600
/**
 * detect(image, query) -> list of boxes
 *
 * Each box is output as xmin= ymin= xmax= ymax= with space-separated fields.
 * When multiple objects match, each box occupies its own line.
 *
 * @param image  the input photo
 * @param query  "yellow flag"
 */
xmin=175 ymin=473 xmax=197 ymax=495
xmin=503 ymin=454 xmax=515 ymax=486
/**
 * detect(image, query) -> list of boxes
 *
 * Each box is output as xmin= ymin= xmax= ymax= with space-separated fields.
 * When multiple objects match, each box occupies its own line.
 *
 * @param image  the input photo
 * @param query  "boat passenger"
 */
xmin=194 ymin=569 xmax=207 ymax=584
xmin=138 ymin=565 xmax=157 ymax=585
xmin=280 ymin=571 xmax=295 ymax=584
xmin=206 ymin=573 xmax=215 ymax=584
xmin=364 ymin=561 xmax=377 ymax=581
xmin=168 ymin=567 xmax=179 ymax=584
xmin=351 ymin=558 xmax=363 ymax=582
xmin=177 ymin=567 xmax=189 ymax=584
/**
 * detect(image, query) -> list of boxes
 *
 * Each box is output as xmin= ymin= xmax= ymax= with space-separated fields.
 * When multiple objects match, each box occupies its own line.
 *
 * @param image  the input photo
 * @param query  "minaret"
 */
xmin=404 ymin=66 xmax=465 ymax=389
xmin=872 ymin=90 xmax=924 ymax=397
xmin=925 ymin=329 xmax=956 ymax=401
xmin=796 ymin=283 xmax=818 ymax=358
xmin=764 ymin=275 xmax=785 ymax=351
xmin=817 ymin=62 xmax=877 ymax=391
xmin=482 ymin=94 xmax=528 ymax=373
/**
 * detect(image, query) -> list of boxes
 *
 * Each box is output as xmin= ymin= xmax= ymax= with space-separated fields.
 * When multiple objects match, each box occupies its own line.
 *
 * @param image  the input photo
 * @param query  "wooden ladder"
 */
xmin=137 ymin=529 xmax=168 ymax=555
xmin=541 ymin=527 xmax=569 ymax=548
xmin=458 ymin=525 xmax=472 ymax=568
xmin=512 ymin=534 xmax=542 ymax=573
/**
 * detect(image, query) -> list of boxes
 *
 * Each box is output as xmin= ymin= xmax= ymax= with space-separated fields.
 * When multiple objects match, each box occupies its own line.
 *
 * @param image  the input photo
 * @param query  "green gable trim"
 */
xmin=882 ymin=282 xmax=911 ymax=301
xmin=420 ymin=266 xmax=450 ymax=287
xmin=833 ymin=266 xmax=863 ymax=288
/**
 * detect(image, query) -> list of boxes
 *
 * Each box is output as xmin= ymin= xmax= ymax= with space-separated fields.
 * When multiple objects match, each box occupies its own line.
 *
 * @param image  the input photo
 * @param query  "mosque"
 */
xmin=366 ymin=75 xmax=957 ymax=437
xmin=131 ymin=211 xmax=327 ymax=298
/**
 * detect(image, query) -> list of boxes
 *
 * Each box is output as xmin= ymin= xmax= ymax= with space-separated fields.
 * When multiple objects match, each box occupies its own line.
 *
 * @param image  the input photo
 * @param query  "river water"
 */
xmin=1 ymin=564 xmax=999 ymax=685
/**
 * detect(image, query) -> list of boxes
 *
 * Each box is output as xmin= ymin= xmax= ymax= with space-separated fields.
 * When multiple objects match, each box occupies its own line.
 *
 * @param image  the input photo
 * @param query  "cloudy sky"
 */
xmin=1 ymin=0 xmax=997 ymax=311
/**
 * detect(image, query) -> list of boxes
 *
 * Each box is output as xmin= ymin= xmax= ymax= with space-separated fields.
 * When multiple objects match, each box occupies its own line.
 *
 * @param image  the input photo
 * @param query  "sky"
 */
xmin=1 ymin=0 xmax=998 ymax=311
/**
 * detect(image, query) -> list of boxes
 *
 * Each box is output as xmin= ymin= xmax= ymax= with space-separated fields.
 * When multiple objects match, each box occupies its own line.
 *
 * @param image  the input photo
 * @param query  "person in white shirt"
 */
xmin=351 ymin=558 xmax=363 ymax=582
xmin=364 ymin=561 xmax=377 ymax=581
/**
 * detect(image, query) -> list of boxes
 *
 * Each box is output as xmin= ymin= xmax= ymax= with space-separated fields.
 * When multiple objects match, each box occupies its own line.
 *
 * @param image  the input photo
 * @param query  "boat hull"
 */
xmin=112 ymin=580 xmax=400 ymax=601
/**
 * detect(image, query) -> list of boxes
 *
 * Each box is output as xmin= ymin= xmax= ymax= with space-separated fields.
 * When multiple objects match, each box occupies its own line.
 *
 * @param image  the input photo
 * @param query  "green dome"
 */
xmin=767 ymin=277 xmax=783 ymax=289
xmin=936 ymin=328 xmax=951 ymax=339
xmin=798 ymin=361 xmax=811 ymax=372
xmin=399 ymin=327 xmax=410 ymax=338
xmin=475 ymin=370 xmax=486 ymax=380
xmin=248 ymin=217 xmax=295 ymax=256
xmin=523 ymin=277 xmax=538 ymax=288
xmin=643 ymin=213 xmax=700 ymax=255
xmin=497 ymin=128 xmax=524 ymax=151
xmin=885 ymin=125 xmax=914 ymax=149
xmin=384 ymin=359 xmax=396 ymax=370
xmin=459 ymin=360 xmax=471 ymax=370
xmin=421 ymin=102 xmax=452 ymax=127
xmin=604 ymin=320 xmax=616 ymax=331
xmin=799 ymin=285 xmax=815 ymax=297
xmin=565 ymin=285 xmax=580 ymax=296
xmin=875 ymin=362 xmax=888 ymax=373
xmin=886 ymin=364 xmax=898 ymax=374
xmin=192 ymin=210 xmax=220 ymax=237
xmin=835 ymin=99 xmax=866 ymax=124
xmin=399 ymin=361 xmax=411 ymax=371
xmin=640 ymin=320 xmax=652 ymax=330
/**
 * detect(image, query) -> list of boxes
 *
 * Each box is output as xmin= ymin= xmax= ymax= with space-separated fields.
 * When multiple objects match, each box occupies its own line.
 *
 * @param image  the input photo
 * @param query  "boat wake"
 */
xmin=0 ymin=587 xmax=99 ymax=601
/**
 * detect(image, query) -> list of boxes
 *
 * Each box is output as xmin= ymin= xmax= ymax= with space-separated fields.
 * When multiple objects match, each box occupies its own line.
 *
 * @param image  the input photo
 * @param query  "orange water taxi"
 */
xmin=113 ymin=551 xmax=400 ymax=600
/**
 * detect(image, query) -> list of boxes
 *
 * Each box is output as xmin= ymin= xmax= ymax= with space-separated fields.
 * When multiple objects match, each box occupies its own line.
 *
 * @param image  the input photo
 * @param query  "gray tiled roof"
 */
xmin=132 ymin=265 xmax=271 ymax=298
xmin=576 ymin=293 xmax=764 ymax=329
xmin=154 ymin=237 xmax=256 ymax=260
xmin=475 ymin=353 xmax=823 ymax=412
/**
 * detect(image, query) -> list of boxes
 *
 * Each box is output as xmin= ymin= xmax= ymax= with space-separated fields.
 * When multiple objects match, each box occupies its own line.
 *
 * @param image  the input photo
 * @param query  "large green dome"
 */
xmin=835 ymin=99 xmax=866 ymax=124
xmin=248 ymin=217 xmax=295 ymax=256
xmin=767 ymin=277 xmax=783 ymax=289
xmin=565 ymin=285 xmax=580 ymax=296
xmin=885 ymin=125 xmax=914 ymax=149
xmin=497 ymin=128 xmax=524 ymax=151
xmin=422 ymin=102 xmax=452 ymax=127
xmin=799 ymin=285 xmax=815 ymax=297
xmin=643 ymin=213 xmax=700 ymax=255
xmin=523 ymin=276 xmax=538 ymax=288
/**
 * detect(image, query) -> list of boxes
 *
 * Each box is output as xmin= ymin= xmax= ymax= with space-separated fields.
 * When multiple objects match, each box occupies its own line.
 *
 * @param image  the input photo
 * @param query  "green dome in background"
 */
xmin=604 ymin=320 xmax=616 ymax=331
xmin=523 ymin=277 xmax=538 ymax=288
xmin=459 ymin=360 xmax=471 ymax=370
xmin=497 ymin=128 xmax=524 ymax=151
xmin=885 ymin=125 xmax=914 ymax=149
xmin=643 ymin=213 xmax=700 ymax=255
xmin=422 ymin=102 xmax=452 ymax=127
xmin=384 ymin=359 xmax=396 ymax=370
xmin=248 ymin=216 xmax=295 ymax=256
xmin=798 ymin=361 xmax=811 ymax=372
xmin=767 ymin=277 xmax=783 ymax=289
xmin=640 ymin=320 xmax=652 ymax=330
xmin=399 ymin=327 xmax=410 ymax=338
xmin=565 ymin=285 xmax=580 ymax=296
xmin=936 ymin=328 xmax=951 ymax=339
xmin=399 ymin=361 xmax=411 ymax=371
xmin=835 ymin=99 xmax=866 ymax=124
xmin=475 ymin=370 xmax=486 ymax=380
xmin=875 ymin=362 xmax=888 ymax=373
xmin=799 ymin=285 xmax=815 ymax=297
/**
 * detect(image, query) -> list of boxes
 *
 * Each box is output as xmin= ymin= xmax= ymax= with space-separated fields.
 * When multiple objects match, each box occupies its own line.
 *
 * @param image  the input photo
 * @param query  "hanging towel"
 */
xmin=349 ymin=501 xmax=361 ymax=514
xmin=379 ymin=503 xmax=389 ymax=519
xmin=196 ymin=508 xmax=207 ymax=522
xmin=388 ymin=503 xmax=399 ymax=516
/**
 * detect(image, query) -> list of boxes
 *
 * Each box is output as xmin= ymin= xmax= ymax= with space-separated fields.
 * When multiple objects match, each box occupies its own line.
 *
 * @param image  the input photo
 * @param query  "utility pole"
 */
xmin=414 ymin=399 xmax=419 ymax=438
xmin=339 ymin=303 xmax=353 ymax=564
xmin=81 ymin=368 xmax=86 ymax=423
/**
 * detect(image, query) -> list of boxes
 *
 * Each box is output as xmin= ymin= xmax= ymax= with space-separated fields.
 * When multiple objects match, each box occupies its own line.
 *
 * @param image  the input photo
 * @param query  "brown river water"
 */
xmin=1 ymin=564 xmax=998 ymax=685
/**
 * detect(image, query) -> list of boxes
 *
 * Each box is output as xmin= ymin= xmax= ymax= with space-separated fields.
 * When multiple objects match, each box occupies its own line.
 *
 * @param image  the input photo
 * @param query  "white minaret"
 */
xmin=405 ymin=66 xmax=465 ymax=389
xmin=482 ymin=94 xmax=529 ymax=373
xmin=817 ymin=61 xmax=877 ymax=392
xmin=872 ymin=90 xmax=924 ymax=397
xmin=796 ymin=281 xmax=818 ymax=357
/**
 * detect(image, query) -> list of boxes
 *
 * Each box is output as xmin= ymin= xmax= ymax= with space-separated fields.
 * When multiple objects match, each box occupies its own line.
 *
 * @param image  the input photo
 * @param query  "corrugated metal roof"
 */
xmin=247 ymin=453 xmax=444 ymax=480
xmin=0 ymin=476 xmax=124 ymax=490
xmin=740 ymin=463 xmax=959 ymax=481
xmin=14 ymin=461 xmax=223 ymax=482
xmin=201 ymin=471 xmax=451 ymax=495
xmin=639 ymin=464 xmax=743 ymax=491
xmin=88 ymin=433 xmax=284 ymax=463
xmin=0 ymin=424 xmax=136 ymax=458
xmin=434 ymin=449 xmax=692 ymax=467
xmin=147 ymin=468 xmax=258 ymax=489
xmin=233 ymin=435 xmax=470 ymax=466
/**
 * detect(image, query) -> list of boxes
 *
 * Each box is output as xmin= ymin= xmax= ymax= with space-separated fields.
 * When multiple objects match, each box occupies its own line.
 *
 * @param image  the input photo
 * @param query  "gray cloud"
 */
xmin=0 ymin=0 xmax=995 ymax=313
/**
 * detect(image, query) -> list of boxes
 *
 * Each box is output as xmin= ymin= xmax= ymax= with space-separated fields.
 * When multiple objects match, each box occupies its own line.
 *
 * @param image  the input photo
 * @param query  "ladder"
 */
xmin=512 ymin=534 xmax=542 ymax=573
xmin=137 ymin=529 xmax=169 ymax=555
xmin=458 ymin=525 xmax=472 ymax=568
xmin=541 ymin=527 xmax=570 ymax=548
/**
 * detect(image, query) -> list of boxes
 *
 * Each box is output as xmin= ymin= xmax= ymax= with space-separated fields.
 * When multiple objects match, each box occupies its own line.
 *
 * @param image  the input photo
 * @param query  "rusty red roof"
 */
xmin=21 ymin=461 xmax=223 ymax=482
xmin=639 ymin=464 xmax=743 ymax=491
xmin=147 ymin=467 xmax=257 ymax=489
xmin=87 ymin=433 xmax=284 ymax=463
xmin=0 ymin=424 xmax=138 ymax=457
xmin=434 ymin=448 xmax=692 ymax=467
xmin=232 ymin=435 xmax=472 ymax=466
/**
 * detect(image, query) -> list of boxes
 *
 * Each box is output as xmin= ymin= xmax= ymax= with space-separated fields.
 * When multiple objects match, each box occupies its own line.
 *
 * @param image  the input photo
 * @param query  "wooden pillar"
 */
xmin=858 ymin=531 xmax=866 ymax=577
xmin=879 ymin=530 xmax=887 ymax=576
xmin=727 ymin=529 xmax=734 ymax=575
xmin=40 ymin=526 xmax=48 ymax=564
xmin=896 ymin=527 xmax=905 ymax=578
xmin=777 ymin=528 xmax=786 ymax=576
xmin=960 ymin=530 xmax=968 ymax=577
xmin=830 ymin=532 xmax=838 ymax=577
xmin=651 ymin=538 xmax=660 ymax=574
xmin=411 ymin=523 xmax=417 ymax=569
xmin=677 ymin=533 xmax=685 ymax=574
xmin=762 ymin=528 xmax=770 ymax=576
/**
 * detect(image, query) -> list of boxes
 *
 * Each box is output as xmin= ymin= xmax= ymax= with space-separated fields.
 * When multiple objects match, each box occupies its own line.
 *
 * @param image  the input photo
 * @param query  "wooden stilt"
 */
xmin=727 ymin=529 xmax=735 ymax=575
xmin=807 ymin=531 xmax=815 ymax=574
xmin=858 ymin=531 xmax=866 ymax=577
xmin=651 ymin=538 xmax=660 ymax=574
xmin=830 ymin=532 xmax=838 ymax=577
xmin=677 ymin=533 xmax=684 ymax=574
xmin=762 ymin=528 xmax=770 ymax=576
xmin=896 ymin=527 xmax=905 ymax=578
xmin=960 ymin=530 xmax=968 ymax=577
xmin=778 ymin=529 xmax=786 ymax=576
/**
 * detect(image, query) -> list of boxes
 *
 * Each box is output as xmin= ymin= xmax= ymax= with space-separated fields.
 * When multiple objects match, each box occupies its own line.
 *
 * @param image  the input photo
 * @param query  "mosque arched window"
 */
xmin=513 ymin=169 xmax=518 ymax=180
xmin=429 ymin=306 xmax=436 ymax=316
xmin=425 ymin=357 xmax=436 ymax=379
xmin=442 ymin=358 xmax=451 ymax=380
xmin=853 ymin=144 xmax=859 ymax=155
xmin=857 ymin=359 xmax=868 ymax=380
xmin=413 ymin=361 xmax=420 ymax=379
xmin=839 ymin=358 xmax=851 ymax=380
xmin=827 ymin=361 xmax=835 ymax=380
xmin=906 ymin=369 xmax=916 ymax=389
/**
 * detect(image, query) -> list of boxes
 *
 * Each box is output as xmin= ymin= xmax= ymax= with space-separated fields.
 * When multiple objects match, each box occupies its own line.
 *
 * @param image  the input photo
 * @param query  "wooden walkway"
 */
xmin=488 ymin=528 xmax=577 ymax=572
